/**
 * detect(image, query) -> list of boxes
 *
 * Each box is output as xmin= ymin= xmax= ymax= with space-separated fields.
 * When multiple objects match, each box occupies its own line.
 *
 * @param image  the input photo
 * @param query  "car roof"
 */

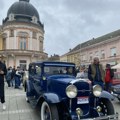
xmin=29 ymin=61 xmax=75 ymax=67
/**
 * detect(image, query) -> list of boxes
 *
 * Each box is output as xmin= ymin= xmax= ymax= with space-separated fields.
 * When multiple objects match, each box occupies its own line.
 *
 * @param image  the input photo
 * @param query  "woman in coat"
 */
xmin=0 ymin=57 xmax=7 ymax=110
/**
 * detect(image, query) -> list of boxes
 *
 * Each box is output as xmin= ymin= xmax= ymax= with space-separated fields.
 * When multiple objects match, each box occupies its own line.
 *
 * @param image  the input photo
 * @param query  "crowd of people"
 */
xmin=5 ymin=66 xmax=26 ymax=89
xmin=76 ymin=56 xmax=114 ymax=93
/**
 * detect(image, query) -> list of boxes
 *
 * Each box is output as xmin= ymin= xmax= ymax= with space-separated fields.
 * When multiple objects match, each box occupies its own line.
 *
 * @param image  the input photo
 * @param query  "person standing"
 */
xmin=76 ymin=66 xmax=88 ymax=78
xmin=0 ymin=57 xmax=7 ymax=110
xmin=5 ymin=67 xmax=12 ymax=87
xmin=88 ymin=57 xmax=105 ymax=88
xmin=14 ymin=66 xmax=21 ymax=88
xmin=105 ymin=64 xmax=114 ymax=93
xmin=11 ymin=66 xmax=16 ymax=87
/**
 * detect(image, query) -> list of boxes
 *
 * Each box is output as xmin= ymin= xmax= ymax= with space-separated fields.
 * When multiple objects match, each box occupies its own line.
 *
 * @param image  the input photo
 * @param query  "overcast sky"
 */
xmin=0 ymin=0 xmax=120 ymax=56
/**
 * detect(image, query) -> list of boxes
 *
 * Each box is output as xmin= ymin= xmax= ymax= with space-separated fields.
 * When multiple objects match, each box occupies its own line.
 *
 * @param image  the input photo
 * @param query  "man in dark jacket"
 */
xmin=88 ymin=57 xmax=105 ymax=88
xmin=0 ymin=56 xmax=7 ymax=110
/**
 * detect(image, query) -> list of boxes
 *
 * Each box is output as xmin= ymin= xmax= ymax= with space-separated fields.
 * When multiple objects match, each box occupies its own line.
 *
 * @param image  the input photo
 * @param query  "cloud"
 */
xmin=1 ymin=0 xmax=120 ymax=56
xmin=28 ymin=0 xmax=120 ymax=55
xmin=0 ymin=0 xmax=4 ymax=9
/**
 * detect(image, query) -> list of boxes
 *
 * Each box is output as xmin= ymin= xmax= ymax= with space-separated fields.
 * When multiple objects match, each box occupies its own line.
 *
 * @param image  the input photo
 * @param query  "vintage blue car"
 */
xmin=25 ymin=61 xmax=118 ymax=120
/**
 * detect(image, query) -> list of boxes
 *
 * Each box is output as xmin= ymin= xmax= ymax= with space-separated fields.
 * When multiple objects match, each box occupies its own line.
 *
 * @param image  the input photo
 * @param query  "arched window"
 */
xmin=19 ymin=37 xmax=27 ymax=50
xmin=17 ymin=32 xmax=28 ymax=50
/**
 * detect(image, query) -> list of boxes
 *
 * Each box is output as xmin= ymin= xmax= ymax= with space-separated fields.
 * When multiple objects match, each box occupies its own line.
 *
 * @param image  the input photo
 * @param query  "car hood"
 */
xmin=47 ymin=75 xmax=91 ymax=99
xmin=47 ymin=75 xmax=76 ymax=97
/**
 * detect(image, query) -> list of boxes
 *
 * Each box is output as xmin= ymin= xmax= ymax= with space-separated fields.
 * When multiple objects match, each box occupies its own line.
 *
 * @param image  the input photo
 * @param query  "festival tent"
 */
xmin=111 ymin=63 xmax=120 ymax=69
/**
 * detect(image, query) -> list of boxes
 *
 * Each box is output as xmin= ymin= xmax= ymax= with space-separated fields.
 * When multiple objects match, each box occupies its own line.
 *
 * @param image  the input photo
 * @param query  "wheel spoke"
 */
xmin=99 ymin=102 xmax=108 ymax=115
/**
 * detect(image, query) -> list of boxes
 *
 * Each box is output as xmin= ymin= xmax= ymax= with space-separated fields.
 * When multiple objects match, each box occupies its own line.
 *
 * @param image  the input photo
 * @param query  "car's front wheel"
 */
xmin=99 ymin=99 xmax=115 ymax=115
xmin=40 ymin=101 xmax=59 ymax=120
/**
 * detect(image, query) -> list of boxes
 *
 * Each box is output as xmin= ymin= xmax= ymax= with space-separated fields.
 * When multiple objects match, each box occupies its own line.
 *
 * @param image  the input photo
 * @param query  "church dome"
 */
xmin=7 ymin=0 xmax=40 ymax=20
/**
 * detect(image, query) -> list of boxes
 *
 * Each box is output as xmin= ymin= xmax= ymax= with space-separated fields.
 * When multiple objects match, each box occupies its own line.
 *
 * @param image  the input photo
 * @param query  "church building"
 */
xmin=0 ymin=0 xmax=48 ymax=69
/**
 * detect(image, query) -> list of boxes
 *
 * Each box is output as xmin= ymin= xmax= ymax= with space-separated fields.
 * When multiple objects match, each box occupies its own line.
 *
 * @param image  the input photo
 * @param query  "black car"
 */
xmin=25 ymin=61 xmax=118 ymax=120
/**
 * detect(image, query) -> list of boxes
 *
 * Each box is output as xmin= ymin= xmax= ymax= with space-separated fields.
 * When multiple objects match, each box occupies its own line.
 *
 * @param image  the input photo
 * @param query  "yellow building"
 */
xmin=67 ymin=49 xmax=80 ymax=67
xmin=60 ymin=53 xmax=68 ymax=62
xmin=60 ymin=48 xmax=81 ymax=67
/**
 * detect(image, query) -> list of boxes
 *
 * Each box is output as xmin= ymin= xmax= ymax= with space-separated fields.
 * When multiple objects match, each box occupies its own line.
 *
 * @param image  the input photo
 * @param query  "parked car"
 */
xmin=112 ymin=72 xmax=120 ymax=85
xmin=26 ymin=61 xmax=118 ymax=120
xmin=111 ymin=72 xmax=120 ymax=101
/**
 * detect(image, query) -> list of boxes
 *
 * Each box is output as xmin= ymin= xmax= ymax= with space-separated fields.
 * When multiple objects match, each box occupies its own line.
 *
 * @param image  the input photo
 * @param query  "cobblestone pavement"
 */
xmin=0 ymin=82 xmax=120 ymax=120
xmin=112 ymin=98 xmax=120 ymax=119
xmin=0 ymin=83 xmax=40 ymax=120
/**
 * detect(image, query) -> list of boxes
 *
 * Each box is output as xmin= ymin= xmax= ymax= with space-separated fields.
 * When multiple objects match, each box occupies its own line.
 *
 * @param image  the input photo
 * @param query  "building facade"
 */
xmin=48 ymin=54 xmax=60 ymax=61
xmin=60 ymin=53 xmax=68 ymax=62
xmin=0 ymin=0 xmax=48 ymax=69
xmin=61 ymin=29 xmax=120 ymax=68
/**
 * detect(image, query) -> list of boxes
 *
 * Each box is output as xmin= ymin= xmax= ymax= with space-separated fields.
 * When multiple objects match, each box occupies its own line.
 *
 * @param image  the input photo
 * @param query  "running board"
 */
xmin=28 ymin=96 xmax=37 ymax=108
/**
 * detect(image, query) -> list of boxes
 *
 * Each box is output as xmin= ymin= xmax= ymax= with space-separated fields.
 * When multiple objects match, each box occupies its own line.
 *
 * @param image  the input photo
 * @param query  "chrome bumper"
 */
xmin=80 ymin=113 xmax=119 ymax=120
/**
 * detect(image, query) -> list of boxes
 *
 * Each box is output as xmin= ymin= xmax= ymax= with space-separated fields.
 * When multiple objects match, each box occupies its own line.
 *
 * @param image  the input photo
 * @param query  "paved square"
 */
xmin=0 ymin=83 xmax=40 ymax=120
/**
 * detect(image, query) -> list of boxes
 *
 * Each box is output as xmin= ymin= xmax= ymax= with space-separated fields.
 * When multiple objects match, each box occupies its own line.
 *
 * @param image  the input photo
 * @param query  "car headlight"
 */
xmin=66 ymin=85 xmax=77 ymax=98
xmin=93 ymin=85 xmax=102 ymax=97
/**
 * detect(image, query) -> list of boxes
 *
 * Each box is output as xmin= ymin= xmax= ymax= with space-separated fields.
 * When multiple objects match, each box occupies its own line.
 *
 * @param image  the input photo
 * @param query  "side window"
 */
xmin=44 ymin=67 xmax=50 ymax=73
xmin=35 ymin=65 xmax=41 ymax=76
xmin=67 ymin=67 xmax=73 ymax=75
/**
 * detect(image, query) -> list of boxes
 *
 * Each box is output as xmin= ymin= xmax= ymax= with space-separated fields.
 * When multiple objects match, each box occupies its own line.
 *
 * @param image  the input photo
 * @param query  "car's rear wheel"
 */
xmin=99 ymin=99 xmax=115 ymax=115
xmin=40 ymin=101 xmax=59 ymax=120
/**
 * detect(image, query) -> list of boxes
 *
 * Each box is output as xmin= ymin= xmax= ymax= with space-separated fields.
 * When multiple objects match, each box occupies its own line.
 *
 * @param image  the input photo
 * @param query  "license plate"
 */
xmin=77 ymin=96 xmax=89 ymax=104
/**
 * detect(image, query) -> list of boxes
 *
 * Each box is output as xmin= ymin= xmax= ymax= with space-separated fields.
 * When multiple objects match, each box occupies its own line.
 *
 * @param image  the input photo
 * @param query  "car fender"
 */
xmin=99 ymin=90 xmax=114 ymax=100
xmin=38 ymin=93 xmax=62 ymax=104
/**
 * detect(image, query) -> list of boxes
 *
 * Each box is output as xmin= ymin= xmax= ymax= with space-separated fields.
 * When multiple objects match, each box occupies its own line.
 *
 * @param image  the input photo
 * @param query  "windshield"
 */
xmin=44 ymin=66 xmax=75 ymax=76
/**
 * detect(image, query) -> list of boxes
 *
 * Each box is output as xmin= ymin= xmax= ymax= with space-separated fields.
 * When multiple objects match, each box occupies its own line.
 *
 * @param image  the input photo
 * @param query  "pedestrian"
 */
xmin=105 ymin=64 xmax=114 ymax=93
xmin=5 ymin=67 xmax=12 ymax=87
xmin=0 ymin=56 xmax=7 ymax=110
xmin=11 ymin=66 xmax=16 ymax=87
xmin=88 ymin=57 xmax=105 ymax=88
xmin=14 ymin=66 xmax=21 ymax=88
xmin=76 ymin=66 xmax=88 ymax=78
xmin=23 ymin=69 xmax=28 ymax=92
xmin=20 ymin=68 xmax=25 ymax=85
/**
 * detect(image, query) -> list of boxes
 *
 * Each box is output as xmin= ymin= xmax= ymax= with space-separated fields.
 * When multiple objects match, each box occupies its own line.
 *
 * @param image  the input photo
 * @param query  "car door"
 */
xmin=33 ymin=64 xmax=42 ymax=95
